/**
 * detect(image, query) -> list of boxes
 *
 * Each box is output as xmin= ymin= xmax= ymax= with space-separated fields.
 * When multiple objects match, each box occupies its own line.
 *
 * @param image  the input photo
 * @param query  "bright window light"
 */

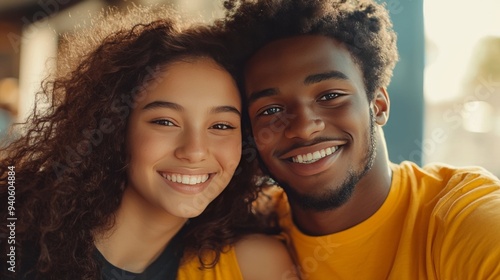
xmin=424 ymin=0 xmax=500 ymax=104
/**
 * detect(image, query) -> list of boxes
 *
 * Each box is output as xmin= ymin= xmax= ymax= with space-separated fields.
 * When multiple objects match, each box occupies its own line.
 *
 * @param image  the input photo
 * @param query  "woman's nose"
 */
xmin=174 ymin=130 xmax=209 ymax=163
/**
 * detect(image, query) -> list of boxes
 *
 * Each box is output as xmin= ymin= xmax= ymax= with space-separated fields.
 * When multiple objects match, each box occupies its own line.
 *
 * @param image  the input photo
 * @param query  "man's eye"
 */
xmin=318 ymin=92 xmax=341 ymax=101
xmin=211 ymin=123 xmax=236 ymax=130
xmin=152 ymin=119 xmax=175 ymax=126
xmin=261 ymin=107 xmax=283 ymax=116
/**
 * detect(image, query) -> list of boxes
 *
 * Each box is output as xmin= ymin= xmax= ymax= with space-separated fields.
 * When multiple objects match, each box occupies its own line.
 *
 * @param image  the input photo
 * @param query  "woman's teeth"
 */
xmin=161 ymin=173 xmax=209 ymax=185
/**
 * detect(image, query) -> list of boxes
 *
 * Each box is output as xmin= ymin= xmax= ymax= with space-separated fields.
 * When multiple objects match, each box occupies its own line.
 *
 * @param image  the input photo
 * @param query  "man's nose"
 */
xmin=284 ymin=106 xmax=325 ymax=140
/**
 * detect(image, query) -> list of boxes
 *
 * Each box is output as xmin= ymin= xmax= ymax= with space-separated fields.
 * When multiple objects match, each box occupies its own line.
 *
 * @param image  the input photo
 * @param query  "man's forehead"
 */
xmin=244 ymin=35 xmax=359 ymax=86
xmin=246 ymin=35 xmax=351 ymax=68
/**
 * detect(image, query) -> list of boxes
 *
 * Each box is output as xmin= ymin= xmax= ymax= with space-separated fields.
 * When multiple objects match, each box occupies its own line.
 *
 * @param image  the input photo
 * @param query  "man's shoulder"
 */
xmin=424 ymin=161 xmax=496 ymax=176
xmin=396 ymin=160 xmax=499 ymax=186
xmin=393 ymin=161 xmax=500 ymax=219
xmin=418 ymin=164 xmax=500 ymax=278
xmin=408 ymin=162 xmax=500 ymax=223
xmin=422 ymin=162 xmax=499 ymax=192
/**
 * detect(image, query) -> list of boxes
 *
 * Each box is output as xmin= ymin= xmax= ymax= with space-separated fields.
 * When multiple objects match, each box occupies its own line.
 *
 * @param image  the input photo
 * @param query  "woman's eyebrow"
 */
xmin=142 ymin=101 xmax=184 ymax=112
xmin=210 ymin=105 xmax=241 ymax=116
xmin=142 ymin=101 xmax=240 ymax=116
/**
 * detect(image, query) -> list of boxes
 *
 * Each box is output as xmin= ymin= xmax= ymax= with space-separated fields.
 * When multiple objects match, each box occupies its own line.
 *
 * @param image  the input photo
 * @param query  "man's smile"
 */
xmin=290 ymin=146 xmax=339 ymax=164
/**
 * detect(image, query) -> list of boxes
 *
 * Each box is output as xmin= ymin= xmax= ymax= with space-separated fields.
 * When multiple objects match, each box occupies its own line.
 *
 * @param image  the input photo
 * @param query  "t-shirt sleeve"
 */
xmin=427 ymin=170 xmax=500 ymax=279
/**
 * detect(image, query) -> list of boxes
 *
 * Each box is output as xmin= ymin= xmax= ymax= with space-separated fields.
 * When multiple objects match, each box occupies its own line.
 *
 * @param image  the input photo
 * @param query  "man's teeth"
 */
xmin=292 ymin=146 xmax=338 ymax=164
xmin=161 ymin=173 xmax=209 ymax=185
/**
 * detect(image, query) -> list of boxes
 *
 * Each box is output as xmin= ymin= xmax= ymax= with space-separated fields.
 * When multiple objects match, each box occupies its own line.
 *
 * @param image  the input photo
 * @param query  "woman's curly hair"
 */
xmin=219 ymin=0 xmax=399 ymax=100
xmin=0 ymin=5 xmax=273 ymax=279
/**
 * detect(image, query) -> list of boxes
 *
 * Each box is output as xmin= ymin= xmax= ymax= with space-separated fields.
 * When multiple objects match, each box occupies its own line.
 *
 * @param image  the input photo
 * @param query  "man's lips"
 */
xmin=279 ymin=141 xmax=347 ymax=164
xmin=290 ymin=146 xmax=339 ymax=164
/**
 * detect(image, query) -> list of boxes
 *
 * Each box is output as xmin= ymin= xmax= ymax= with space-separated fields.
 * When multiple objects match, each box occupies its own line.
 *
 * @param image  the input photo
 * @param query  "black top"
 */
xmin=95 ymin=228 xmax=185 ymax=280
xmin=9 ymin=227 xmax=185 ymax=280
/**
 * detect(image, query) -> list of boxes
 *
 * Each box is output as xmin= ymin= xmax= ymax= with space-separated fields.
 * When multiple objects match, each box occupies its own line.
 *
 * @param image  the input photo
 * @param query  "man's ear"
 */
xmin=371 ymin=87 xmax=390 ymax=126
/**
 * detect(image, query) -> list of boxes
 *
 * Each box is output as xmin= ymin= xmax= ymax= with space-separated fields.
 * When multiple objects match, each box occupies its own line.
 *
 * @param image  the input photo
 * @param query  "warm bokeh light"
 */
xmin=424 ymin=0 xmax=500 ymax=104
xmin=461 ymin=101 xmax=494 ymax=133
xmin=423 ymin=0 xmax=500 ymax=176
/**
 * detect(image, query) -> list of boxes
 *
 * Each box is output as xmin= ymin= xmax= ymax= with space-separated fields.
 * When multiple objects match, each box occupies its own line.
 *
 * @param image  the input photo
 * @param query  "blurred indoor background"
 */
xmin=0 ymin=0 xmax=499 ymax=177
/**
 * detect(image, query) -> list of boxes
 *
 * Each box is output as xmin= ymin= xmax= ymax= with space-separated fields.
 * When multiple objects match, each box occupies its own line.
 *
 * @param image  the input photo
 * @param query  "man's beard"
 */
xmin=279 ymin=110 xmax=377 ymax=212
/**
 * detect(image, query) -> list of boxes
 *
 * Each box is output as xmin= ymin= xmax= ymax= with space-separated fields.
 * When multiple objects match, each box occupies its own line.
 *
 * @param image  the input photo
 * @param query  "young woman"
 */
xmin=0 ymin=6 xmax=298 ymax=280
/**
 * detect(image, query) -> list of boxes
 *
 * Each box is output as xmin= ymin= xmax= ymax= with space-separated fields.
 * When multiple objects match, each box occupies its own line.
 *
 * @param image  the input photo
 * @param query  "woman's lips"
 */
xmin=158 ymin=171 xmax=214 ymax=195
xmin=159 ymin=172 xmax=210 ymax=185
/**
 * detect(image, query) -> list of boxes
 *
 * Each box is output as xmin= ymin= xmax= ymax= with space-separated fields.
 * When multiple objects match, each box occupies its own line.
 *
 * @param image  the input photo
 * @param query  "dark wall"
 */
xmin=381 ymin=0 xmax=425 ymax=165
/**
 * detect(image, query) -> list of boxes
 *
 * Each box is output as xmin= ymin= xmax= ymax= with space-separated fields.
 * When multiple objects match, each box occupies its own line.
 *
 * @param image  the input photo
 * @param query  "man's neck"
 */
xmin=290 ymin=138 xmax=393 ymax=236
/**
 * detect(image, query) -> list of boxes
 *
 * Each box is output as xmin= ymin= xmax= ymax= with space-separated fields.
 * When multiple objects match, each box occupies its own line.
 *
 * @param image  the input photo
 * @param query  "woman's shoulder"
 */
xmin=235 ymin=234 xmax=300 ymax=280
xmin=178 ymin=234 xmax=300 ymax=280
xmin=177 ymin=245 xmax=242 ymax=280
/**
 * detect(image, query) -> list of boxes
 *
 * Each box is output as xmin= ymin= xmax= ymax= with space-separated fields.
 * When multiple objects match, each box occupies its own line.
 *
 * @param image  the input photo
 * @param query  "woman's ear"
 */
xmin=371 ymin=87 xmax=390 ymax=126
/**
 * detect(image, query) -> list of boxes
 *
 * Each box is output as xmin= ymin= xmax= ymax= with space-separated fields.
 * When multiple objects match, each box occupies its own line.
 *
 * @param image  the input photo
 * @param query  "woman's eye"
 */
xmin=152 ymin=119 xmax=175 ymax=126
xmin=318 ymin=92 xmax=341 ymax=101
xmin=261 ymin=107 xmax=283 ymax=116
xmin=211 ymin=123 xmax=236 ymax=130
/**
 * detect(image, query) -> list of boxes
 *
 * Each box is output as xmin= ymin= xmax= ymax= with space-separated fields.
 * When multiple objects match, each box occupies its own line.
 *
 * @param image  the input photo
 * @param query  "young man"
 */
xmin=221 ymin=0 xmax=500 ymax=279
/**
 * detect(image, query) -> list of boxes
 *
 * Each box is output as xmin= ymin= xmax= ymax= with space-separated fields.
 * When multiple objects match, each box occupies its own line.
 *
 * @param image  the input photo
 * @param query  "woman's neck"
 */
xmin=94 ymin=187 xmax=187 ymax=273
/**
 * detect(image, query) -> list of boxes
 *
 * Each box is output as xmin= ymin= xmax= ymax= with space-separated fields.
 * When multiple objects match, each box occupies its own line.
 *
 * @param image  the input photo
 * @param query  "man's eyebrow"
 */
xmin=247 ymin=88 xmax=278 ymax=106
xmin=304 ymin=71 xmax=349 ymax=85
xmin=247 ymin=71 xmax=349 ymax=105
xmin=142 ymin=101 xmax=183 ymax=111
xmin=210 ymin=105 xmax=241 ymax=116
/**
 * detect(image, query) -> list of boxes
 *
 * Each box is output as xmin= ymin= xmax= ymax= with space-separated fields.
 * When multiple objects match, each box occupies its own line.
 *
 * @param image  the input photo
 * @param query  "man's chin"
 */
xmin=280 ymin=178 xmax=356 ymax=212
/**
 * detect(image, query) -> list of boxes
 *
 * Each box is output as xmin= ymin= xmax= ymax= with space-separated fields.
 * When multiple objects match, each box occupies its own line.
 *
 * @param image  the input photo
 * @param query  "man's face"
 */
xmin=245 ymin=35 xmax=384 ymax=211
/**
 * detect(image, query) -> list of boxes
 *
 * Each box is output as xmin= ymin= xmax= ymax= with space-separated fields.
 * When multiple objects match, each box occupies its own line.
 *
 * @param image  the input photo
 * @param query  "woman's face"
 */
xmin=125 ymin=58 xmax=242 ymax=218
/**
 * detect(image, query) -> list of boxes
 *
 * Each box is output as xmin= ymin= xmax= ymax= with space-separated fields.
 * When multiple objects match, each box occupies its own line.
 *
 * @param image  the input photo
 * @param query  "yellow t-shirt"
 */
xmin=177 ymin=247 xmax=243 ymax=280
xmin=276 ymin=161 xmax=500 ymax=279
